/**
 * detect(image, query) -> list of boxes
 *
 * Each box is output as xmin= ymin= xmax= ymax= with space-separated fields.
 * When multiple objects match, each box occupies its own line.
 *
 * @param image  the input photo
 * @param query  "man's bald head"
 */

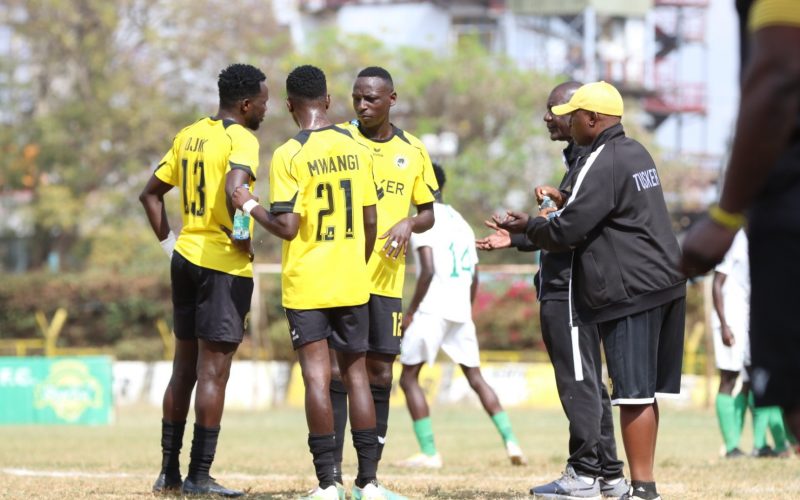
xmin=544 ymin=81 xmax=582 ymax=142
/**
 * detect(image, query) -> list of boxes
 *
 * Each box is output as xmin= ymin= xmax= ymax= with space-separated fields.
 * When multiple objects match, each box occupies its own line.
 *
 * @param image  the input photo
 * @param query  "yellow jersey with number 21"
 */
xmin=270 ymin=124 xmax=379 ymax=309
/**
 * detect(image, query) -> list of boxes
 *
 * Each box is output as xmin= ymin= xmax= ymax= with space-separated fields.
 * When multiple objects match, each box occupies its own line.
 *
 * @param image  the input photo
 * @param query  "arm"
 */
xmin=470 ymin=265 xmax=479 ymax=304
xmin=225 ymin=169 xmax=253 ymax=220
xmin=681 ymin=25 xmax=800 ymax=276
xmin=225 ymin=169 xmax=256 ymax=257
xmin=364 ymin=204 xmax=378 ymax=263
xmin=402 ymin=245 xmax=434 ymax=330
xmin=476 ymin=220 xmax=539 ymax=252
xmin=711 ymin=271 xmax=735 ymax=347
xmin=231 ymin=187 xmax=299 ymax=241
xmin=380 ymin=202 xmax=434 ymax=259
xmin=139 ymin=175 xmax=175 ymax=256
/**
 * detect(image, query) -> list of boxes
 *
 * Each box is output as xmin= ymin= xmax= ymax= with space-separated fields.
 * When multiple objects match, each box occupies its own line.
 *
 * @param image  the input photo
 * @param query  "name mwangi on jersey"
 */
xmin=342 ymin=120 xmax=439 ymax=299
xmin=155 ymin=117 xmax=258 ymax=277
xmin=270 ymin=124 xmax=379 ymax=309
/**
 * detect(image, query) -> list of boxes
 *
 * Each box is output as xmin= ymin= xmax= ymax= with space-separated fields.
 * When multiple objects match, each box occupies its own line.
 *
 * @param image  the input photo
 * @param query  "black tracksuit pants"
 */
xmin=540 ymin=299 xmax=625 ymax=479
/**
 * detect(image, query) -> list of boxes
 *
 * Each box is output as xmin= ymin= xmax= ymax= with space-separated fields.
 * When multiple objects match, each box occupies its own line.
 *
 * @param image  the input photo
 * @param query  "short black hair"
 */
xmin=357 ymin=66 xmax=393 ymax=88
xmin=432 ymin=162 xmax=446 ymax=190
xmin=218 ymin=63 xmax=266 ymax=108
xmin=286 ymin=65 xmax=327 ymax=100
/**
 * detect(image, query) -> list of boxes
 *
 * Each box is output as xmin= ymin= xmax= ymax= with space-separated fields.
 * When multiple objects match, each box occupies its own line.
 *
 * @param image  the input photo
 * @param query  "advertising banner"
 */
xmin=0 ymin=356 xmax=113 ymax=425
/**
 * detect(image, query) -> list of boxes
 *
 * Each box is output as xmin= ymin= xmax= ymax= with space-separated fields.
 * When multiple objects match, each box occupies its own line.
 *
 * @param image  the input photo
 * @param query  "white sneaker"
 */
xmin=351 ymin=482 xmax=407 ymax=500
xmin=299 ymin=484 xmax=340 ymax=500
xmin=395 ymin=451 xmax=443 ymax=469
xmin=506 ymin=441 xmax=527 ymax=466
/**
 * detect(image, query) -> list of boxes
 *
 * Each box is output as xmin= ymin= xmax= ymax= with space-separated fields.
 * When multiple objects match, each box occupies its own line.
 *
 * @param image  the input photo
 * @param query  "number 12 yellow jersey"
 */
xmin=270 ymin=125 xmax=379 ymax=309
xmin=341 ymin=121 xmax=439 ymax=299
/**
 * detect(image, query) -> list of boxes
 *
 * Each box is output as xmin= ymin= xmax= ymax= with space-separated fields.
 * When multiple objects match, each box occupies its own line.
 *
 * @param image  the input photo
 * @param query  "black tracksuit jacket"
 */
xmin=525 ymin=123 xmax=686 ymax=326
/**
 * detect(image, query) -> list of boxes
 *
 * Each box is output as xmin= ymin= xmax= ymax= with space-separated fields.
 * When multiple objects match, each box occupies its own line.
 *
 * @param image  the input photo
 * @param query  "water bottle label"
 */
xmin=232 ymin=213 xmax=250 ymax=240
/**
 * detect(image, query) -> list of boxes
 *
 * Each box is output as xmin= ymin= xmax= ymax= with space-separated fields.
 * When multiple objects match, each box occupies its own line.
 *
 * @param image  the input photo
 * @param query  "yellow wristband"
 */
xmin=708 ymin=204 xmax=746 ymax=231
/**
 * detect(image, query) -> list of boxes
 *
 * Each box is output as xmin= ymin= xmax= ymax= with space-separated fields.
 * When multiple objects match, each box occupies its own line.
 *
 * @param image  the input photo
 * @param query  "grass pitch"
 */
xmin=0 ymin=405 xmax=797 ymax=499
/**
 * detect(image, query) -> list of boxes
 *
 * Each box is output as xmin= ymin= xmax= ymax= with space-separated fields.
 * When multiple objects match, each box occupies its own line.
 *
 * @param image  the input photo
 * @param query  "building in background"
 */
xmin=274 ymin=0 xmax=737 ymax=206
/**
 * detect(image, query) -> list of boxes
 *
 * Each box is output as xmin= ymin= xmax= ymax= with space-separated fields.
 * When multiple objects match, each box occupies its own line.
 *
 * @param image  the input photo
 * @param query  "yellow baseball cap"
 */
xmin=551 ymin=81 xmax=624 ymax=117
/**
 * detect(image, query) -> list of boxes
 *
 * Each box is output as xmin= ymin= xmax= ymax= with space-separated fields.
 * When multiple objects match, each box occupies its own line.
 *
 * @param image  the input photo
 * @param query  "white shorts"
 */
xmin=712 ymin=322 xmax=750 ymax=373
xmin=400 ymin=311 xmax=480 ymax=368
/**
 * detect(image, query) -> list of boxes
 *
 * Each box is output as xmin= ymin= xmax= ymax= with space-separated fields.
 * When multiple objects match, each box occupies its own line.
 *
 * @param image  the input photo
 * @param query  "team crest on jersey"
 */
xmin=394 ymin=155 xmax=408 ymax=169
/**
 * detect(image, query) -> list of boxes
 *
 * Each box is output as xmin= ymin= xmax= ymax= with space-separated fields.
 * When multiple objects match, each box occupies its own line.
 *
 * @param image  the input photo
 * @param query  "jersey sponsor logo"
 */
xmin=631 ymin=168 xmax=661 ymax=192
xmin=307 ymin=154 xmax=361 ymax=176
xmin=379 ymin=178 xmax=405 ymax=196
xmin=394 ymin=154 xmax=408 ymax=169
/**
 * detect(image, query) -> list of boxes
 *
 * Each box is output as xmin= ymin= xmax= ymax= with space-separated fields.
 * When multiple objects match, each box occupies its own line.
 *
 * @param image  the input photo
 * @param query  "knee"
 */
xmin=303 ymin=365 xmax=330 ymax=392
xmin=463 ymin=370 xmax=486 ymax=391
xmin=366 ymin=360 xmax=394 ymax=387
xmin=399 ymin=370 xmax=417 ymax=392
xmin=196 ymin=367 xmax=230 ymax=390
xmin=170 ymin=363 xmax=197 ymax=388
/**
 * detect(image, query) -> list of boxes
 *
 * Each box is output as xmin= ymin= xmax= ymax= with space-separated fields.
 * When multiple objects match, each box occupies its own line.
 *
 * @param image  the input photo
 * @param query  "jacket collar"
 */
xmin=588 ymin=123 xmax=625 ymax=153
xmin=563 ymin=141 xmax=593 ymax=169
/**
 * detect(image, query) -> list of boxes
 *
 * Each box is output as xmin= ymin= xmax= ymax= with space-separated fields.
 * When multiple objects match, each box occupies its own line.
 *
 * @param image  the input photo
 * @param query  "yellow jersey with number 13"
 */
xmin=270 ymin=125 xmax=379 ymax=309
xmin=341 ymin=121 xmax=439 ymax=299
xmin=154 ymin=117 xmax=258 ymax=277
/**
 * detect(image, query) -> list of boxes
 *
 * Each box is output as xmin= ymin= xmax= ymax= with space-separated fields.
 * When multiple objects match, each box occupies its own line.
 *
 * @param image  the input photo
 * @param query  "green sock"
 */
xmin=412 ymin=417 xmax=437 ymax=456
xmin=716 ymin=393 xmax=740 ymax=451
xmin=750 ymin=392 xmax=770 ymax=449
xmin=733 ymin=392 xmax=747 ymax=436
xmin=491 ymin=411 xmax=518 ymax=445
xmin=767 ymin=407 xmax=788 ymax=453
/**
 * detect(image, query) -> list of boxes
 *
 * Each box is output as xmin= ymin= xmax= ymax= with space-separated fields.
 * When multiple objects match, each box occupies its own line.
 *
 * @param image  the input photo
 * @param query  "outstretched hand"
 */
xmin=476 ymin=220 xmax=512 ymax=251
xmin=493 ymin=211 xmax=530 ymax=234
xmin=380 ymin=217 xmax=413 ymax=259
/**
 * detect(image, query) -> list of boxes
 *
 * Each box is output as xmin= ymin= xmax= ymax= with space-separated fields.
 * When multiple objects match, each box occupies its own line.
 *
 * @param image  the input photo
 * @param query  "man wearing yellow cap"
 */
xmin=496 ymin=81 xmax=686 ymax=500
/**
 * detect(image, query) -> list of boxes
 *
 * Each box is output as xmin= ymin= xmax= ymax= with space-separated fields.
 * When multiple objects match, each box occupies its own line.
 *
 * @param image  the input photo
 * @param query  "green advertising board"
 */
xmin=0 ymin=356 xmax=113 ymax=425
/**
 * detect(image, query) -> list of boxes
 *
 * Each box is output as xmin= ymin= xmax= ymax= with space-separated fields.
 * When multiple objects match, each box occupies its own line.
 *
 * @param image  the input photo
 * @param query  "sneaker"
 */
xmin=599 ymin=477 xmax=629 ymax=498
xmin=351 ymin=481 xmax=407 ymax=500
xmin=181 ymin=476 xmax=244 ymax=498
xmin=506 ymin=441 xmax=528 ymax=466
xmin=299 ymin=485 xmax=340 ymax=500
xmin=619 ymin=485 xmax=661 ymax=500
xmin=753 ymin=446 xmax=776 ymax=457
xmin=529 ymin=465 xmax=601 ymax=499
xmin=725 ymin=447 xmax=745 ymax=458
xmin=152 ymin=472 xmax=182 ymax=494
xmin=395 ymin=452 xmax=443 ymax=469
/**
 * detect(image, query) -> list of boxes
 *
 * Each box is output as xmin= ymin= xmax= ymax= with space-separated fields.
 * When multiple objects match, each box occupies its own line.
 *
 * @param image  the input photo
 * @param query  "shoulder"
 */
xmin=225 ymin=122 xmax=259 ymax=146
xmin=394 ymin=127 xmax=427 ymax=152
xmin=273 ymin=138 xmax=302 ymax=160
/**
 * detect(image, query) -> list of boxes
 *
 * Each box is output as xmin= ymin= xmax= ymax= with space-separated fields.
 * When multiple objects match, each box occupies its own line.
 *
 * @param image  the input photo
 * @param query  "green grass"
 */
xmin=0 ymin=405 xmax=797 ymax=498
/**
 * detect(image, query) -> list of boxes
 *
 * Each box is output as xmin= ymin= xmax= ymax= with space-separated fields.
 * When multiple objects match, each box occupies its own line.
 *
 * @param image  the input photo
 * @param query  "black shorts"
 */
xmin=171 ymin=251 xmax=253 ymax=344
xmin=598 ymin=297 xmax=685 ymax=405
xmin=284 ymin=303 xmax=369 ymax=353
xmin=749 ymin=225 xmax=800 ymax=412
xmin=368 ymin=294 xmax=403 ymax=355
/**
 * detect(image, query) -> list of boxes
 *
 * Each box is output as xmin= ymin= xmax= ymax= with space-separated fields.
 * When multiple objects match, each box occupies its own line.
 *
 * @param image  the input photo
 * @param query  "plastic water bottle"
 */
xmin=232 ymin=184 xmax=250 ymax=240
xmin=540 ymin=195 xmax=558 ymax=220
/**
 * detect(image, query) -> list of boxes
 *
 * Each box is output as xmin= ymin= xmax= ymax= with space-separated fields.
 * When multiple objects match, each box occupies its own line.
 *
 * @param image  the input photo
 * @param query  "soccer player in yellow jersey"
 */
xmin=681 ymin=0 xmax=800 ymax=447
xmin=326 ymin=67 xmax=438 ymax=487
xmin=139 ymin=63 xmax=268 ymax=498
xmin=231 ymin=65 xmax=402 ymax=500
